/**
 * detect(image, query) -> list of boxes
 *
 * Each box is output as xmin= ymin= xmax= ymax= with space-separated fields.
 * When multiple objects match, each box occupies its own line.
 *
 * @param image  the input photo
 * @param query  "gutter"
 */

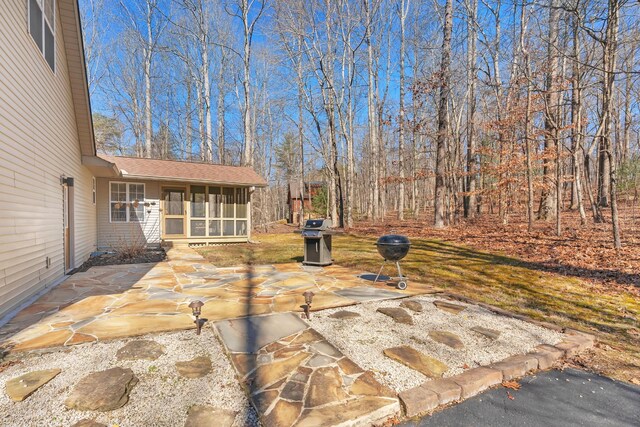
xmin=119 ymin=174 xmax=268 ymax=187
xmin=81 ymin=155 xmax=121 ymax=176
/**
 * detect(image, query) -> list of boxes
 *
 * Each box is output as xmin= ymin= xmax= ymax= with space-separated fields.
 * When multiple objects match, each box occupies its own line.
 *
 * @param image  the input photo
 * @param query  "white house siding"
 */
xmin=0 ymin=0 xmax=96 ymax=319
xmin=96 ymin=178 xmax=161 ymax=250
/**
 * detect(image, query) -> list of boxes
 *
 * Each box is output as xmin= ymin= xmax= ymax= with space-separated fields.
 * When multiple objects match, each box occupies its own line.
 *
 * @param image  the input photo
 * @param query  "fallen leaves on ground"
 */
xmin=350 ymin=206 xmax=640 ymax=291
xmin=502 ymin=380 xmax=521 ymax=390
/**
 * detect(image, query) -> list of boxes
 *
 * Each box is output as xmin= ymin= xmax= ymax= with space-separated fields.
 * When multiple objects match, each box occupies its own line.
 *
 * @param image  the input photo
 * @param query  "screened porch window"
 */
xmin=110 ymin=182 xmax=145 ymax=222
xmin=190 ymin=186 xmax=206 ymax=236
xmin=188 ymin=186 xmax=248 ymax=237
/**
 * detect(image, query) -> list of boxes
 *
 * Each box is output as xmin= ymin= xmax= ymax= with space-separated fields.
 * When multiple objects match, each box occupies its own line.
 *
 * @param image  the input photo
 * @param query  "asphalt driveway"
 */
xmin=401 ymin=369 xmax=640 ymax=427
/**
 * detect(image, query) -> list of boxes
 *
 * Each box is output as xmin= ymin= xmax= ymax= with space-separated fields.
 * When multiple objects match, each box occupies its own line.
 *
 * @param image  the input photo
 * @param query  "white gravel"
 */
xmin=0 ymin=328 xmax=256 ymax=427
xmin=311 ymin=296 xmax=563 ymax=392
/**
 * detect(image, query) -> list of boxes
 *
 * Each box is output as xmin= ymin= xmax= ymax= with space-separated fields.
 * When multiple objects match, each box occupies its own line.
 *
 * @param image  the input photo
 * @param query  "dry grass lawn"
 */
xmin=196 ymin=232 xmax=640 ymax=384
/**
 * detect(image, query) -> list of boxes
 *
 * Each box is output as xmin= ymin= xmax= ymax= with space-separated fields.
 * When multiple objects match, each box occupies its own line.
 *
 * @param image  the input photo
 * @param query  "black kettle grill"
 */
xmin=373 ymin=234 xmax=411 ymax=290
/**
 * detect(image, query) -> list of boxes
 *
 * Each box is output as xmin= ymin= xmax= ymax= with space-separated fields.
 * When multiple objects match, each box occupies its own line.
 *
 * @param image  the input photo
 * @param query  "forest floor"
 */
xmin=199 ymin=208 xmax=640 ymax=385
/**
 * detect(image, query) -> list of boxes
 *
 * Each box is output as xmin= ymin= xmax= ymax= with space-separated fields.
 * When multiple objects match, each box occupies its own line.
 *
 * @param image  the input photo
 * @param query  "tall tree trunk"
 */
xmin=397 ymin=0 xmax=409 ymax=221
xmin=144 ymin=2 xmax=153 ymax=158
xmin=196 ymin=77 xmax=205 ymax=161
xmin=597 ymin=129 xmax=611 ymax=206
xmin=465 ymin=0 xmax=478 ymax=218
xmin=217 ymin=48 xmax=226 ymax=164
xmin=365 ymin=0 xmax=379 ymax=221
xmin=434 ymin=0 xmax=453 ymax=228
xmin=520 ymin=2 xmax=534 ymax=231
xmin=201 ymin=30 xmax=212 ymax=162
xmin=539 ymin=0 xmax=560 ymax=220
xmin=570 ymin=11 xmax=587 ymax=224
xmin=603 ymin=0 xmax=621 ymax=248
xmin=185 ymin=72 xmax=193 ymax=160
xmin=238 ymin=0 xmax=263 ymax=166
xmin=297 ymin=35 xmax=305 ymax=225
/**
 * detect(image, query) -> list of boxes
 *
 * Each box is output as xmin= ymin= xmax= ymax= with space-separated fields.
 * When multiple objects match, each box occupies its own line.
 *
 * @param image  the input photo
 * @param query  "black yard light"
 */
xmin=303 ymin=291 xmax=315 ymax=320
xmin=188 ymin=300 xmax=204 ymax=335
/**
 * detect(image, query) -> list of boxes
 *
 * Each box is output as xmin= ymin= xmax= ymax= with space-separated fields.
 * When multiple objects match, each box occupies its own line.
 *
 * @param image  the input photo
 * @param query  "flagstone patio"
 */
xmin=0 ymin=246 xmax=438 ymax=353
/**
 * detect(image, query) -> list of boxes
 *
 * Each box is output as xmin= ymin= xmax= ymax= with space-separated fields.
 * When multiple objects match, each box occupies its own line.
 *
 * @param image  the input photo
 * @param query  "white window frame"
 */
xmin=92 ymin=177 xmax=96 ymax=205
xmin=202 ymin=186 xmax=248 ymax=238
xmin=27 ymin=0 xmax=56 ymax=72
xmin=109 ymin=181 xmax=145 ymax=223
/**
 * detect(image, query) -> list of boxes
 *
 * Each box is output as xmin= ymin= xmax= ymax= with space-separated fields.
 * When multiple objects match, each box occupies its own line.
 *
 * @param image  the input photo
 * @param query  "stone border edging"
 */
xmin=398 ymin=329 xmax=596 ymax=418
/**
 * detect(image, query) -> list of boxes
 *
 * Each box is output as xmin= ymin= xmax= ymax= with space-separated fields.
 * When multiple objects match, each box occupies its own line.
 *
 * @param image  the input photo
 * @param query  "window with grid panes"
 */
xmin=110 ymin=182 xmax=145 ymax=222
xmin=205 ymin=186 xmax=248 ymax=237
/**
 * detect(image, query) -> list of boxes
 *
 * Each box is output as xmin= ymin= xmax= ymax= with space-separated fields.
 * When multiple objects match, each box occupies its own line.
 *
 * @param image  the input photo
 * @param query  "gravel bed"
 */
xmin=311 ymin=296 xmax=564 ymax=392
xmin=0 ymin=328 xmax=256 ymax=427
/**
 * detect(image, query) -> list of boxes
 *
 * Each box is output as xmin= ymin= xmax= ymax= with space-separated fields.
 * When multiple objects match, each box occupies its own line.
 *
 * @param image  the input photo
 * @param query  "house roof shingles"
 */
xmin=100 ymin=155 xmax=267 ymax=187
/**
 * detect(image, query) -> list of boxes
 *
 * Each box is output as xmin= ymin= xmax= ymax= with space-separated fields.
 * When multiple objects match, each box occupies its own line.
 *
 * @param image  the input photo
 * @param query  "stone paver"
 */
xmin=555 ymin=333 xmax=595 ymax=357
xmin=429 ymin=331 xmax=464 ymax=350
xmin=421 ymin=378 xmax=462 ymax=405
xmin=433 ymin=300 xmax=466 ymax=315
xmin=184 ymin=405 xmax=236 ymax=427
xmin=335 ymin=286 xmax=406 ymax=302
xmin=216 ymin=312 xmax=399 ymax=426
xmin=400 ymin=300 xmax=423 ymax=312
xmin=383 ymin=346 xmax=447 ymax=378
xmin=450 ymin=367 xmax=503 ymax=399
xmin=0 ymin=245 xmax=438 ymax=352
xmin=295 ymin=397 xmax=399 ymax=427
xmin=528 ymin=344 xmax=564 ymax=369
xmin=71 ymin=420 xmax=106 ymax=427
xmin=470 ymin=326 xmax=501 ymax=340
xmin=116 ymin=340 xmax=165 ymax=361
xmin=5 ymin=369 xmax=61 ymax=401
xmin=65 ymin=367 xmax=138 ymax=411
xmin=489 ymin=354 xmax=538 ymax=380
xmin=328 ymin=310 xmax=361 ymax=319
xmin=176 ymin=356 xmax=212 ymax=378
xmin=215 ymin=313 xmax=308 ymax=353
xmin=377 ymin=307 xmax=414 ymax=325
xmin=399 ymin=386 xmax=439 ymax=417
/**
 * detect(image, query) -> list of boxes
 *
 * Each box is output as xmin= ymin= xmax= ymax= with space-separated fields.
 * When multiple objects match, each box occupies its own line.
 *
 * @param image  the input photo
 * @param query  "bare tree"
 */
xmin=227 ymin=0 xmax=267 ymax=166
xmin=119 ymin=0 xmax=168 ymax=158
xmin=464 ymin=0 xmax=478 ymax=218
xmin=434 ymin=0 xmax=453 ymax=228
xmin=397 ymin=0 xmax=410 ymax=220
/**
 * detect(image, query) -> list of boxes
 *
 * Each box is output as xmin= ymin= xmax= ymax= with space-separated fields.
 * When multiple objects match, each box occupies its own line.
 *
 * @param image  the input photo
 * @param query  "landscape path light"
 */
xmin=303 ymin=291 xmax=315 ymax=320
xmin=188 ymin=300 xmax=204 ymax=335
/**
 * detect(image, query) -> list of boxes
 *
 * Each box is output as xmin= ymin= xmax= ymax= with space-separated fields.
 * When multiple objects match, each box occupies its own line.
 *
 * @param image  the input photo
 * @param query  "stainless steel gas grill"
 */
xmin=301 ymin=219 xmax=333 ymax=266
xmin=373 ymin=234 xmax=411 ymax=290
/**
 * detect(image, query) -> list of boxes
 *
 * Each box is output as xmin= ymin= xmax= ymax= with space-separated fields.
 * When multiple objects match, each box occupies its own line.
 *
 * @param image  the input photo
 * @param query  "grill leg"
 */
xmin=374 ymin=261 xmax=387 ymax=283
xmin=396 ymin=261 xmax=404 ymax=279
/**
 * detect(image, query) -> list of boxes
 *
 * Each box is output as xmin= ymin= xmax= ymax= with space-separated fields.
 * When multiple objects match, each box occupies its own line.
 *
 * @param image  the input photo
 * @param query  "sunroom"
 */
xmin=86 ymin=155 xmax=267 ymax=248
